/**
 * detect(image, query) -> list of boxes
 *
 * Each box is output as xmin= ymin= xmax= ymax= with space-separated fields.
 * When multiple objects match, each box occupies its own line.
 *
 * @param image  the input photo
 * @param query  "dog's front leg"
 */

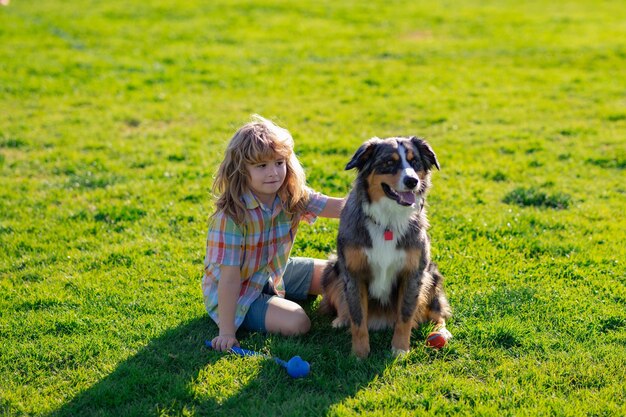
xmin=392 ymin=268 xmax=423 ymax=356
xmin=344 ymin=277 xmax=370 ymax=358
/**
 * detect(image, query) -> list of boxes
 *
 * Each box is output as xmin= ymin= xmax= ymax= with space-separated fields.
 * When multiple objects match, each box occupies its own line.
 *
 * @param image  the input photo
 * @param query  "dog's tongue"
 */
xmin=398 ymin=191 xmax=416 ymax=206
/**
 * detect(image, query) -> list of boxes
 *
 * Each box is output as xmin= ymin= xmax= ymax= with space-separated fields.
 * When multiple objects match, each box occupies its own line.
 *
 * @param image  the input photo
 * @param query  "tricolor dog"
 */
xmin=321 ymin=136 xmax=451 ymax=358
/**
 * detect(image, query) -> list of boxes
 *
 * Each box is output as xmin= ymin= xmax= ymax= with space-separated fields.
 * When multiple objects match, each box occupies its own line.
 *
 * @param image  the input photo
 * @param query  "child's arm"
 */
xmin=318 ymin=196 xmax=346 ymax=219
xmin=211 ymin=265 xmax=241 ymax=351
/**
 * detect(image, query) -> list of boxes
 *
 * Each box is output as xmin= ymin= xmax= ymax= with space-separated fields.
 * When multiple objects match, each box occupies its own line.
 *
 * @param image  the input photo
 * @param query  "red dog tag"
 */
xmin=384 ymin=229 xmax=393 ymax=241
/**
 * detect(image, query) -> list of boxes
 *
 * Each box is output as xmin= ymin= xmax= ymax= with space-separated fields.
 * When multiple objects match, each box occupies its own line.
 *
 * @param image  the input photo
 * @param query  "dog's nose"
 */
xmin=404 ymin=176 xmax=419 ymax=189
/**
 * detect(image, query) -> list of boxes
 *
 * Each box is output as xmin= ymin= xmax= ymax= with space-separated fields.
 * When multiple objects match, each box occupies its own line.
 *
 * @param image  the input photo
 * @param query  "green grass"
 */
xmin=1 ymin=0 xmax=625 ymax=415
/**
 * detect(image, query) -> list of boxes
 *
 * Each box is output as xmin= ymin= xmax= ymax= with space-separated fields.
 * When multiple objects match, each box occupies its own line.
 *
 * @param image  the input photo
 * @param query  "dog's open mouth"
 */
xmin=381 ymin=183 xmax=416 ymax=206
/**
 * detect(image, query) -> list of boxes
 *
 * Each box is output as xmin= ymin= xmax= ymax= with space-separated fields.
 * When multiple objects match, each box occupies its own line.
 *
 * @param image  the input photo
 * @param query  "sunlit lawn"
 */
xmin=1 ymin=0 xmax=625 ymax=415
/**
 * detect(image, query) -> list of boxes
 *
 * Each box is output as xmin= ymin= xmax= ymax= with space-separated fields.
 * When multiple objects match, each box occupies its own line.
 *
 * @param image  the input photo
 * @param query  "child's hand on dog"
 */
xmin=211 ymin=334 xmax=239 ymax=352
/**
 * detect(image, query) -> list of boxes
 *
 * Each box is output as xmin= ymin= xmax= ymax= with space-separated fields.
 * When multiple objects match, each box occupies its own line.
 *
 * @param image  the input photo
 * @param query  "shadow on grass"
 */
xmin=48 ymin=314 xmax=396 ymax=417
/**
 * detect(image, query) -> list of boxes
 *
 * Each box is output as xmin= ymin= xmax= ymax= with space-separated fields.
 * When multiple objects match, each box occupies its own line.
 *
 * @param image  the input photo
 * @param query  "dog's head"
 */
xmin=346 ymin=136 xmax=439 ymax=207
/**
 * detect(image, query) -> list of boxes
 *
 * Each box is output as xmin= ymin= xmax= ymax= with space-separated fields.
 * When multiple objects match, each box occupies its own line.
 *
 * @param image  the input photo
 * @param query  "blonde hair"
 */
xmin=212 ymin=115 xmax=309 ymax=226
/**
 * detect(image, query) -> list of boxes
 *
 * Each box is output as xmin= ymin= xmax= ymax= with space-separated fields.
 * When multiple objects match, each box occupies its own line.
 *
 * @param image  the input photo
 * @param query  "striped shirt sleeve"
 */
xmin=300 ymin=188 xmax=329 ymax=224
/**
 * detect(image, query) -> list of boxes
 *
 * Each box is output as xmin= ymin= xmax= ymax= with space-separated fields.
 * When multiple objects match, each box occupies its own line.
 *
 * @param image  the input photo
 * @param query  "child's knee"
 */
xmin=283 ymin=309 xmax=311 ymax=336
xmin=265 ymin=299 xmax=312 ymax=336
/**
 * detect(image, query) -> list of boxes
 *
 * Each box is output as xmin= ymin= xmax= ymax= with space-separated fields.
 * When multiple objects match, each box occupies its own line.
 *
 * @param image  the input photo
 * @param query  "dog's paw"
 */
xmin=331 ymin=317 xmax=348 ymax=328
xmin=438 ymin=327 xmax=453 ymax=341
xmin=391 ymin=347 xmax=410 ymax=357
xmin=391 ymin=329 xmax=411 ymax=354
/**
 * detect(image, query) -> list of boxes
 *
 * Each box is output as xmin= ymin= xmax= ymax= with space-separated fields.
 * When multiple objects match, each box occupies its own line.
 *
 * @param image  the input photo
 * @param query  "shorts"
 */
xmin=240 ymin=257 xmax=314 ymax=332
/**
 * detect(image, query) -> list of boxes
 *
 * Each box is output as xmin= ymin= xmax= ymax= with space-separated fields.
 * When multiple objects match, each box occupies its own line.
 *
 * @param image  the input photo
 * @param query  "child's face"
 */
xmin=246 ymin=156 xmax=287 ymax=206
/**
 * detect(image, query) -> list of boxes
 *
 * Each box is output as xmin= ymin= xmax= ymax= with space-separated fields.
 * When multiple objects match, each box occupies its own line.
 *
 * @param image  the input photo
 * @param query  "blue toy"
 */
xmin=206 ymin=340 xmax=310 ymax=379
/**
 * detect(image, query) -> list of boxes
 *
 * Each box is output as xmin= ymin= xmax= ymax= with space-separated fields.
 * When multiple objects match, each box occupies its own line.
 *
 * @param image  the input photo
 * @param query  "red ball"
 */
xmin=426 ymin=331 xmax=447 ymax=349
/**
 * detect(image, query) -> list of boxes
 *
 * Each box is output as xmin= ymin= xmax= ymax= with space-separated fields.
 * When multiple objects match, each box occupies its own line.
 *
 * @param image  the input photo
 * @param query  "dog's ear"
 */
xmin=410 ymin=136 xmax=440 ymax=171
xmin=345 ymin=138 xmax=380 ymax=171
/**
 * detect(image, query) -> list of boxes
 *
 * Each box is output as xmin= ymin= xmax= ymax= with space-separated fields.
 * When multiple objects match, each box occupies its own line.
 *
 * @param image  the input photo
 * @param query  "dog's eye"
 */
xmin=377 ymin=159 xmax=397 ymax=173
xmin=410 ymin=159 xmax=422 ymax=169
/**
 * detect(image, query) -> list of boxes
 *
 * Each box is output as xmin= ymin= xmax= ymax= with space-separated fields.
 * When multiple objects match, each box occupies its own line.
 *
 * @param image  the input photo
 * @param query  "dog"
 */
xmin=320 ymin=136 xmax=451 ymax=358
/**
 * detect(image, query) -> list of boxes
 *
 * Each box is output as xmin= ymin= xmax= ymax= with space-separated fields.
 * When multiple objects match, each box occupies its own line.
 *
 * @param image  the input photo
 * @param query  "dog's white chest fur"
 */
xmin=363 ymin=199 xmax=413 ymax=304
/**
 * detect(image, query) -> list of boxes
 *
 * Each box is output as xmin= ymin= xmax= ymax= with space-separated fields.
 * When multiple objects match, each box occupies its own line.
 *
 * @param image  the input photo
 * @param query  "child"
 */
xmin=203 ymin=115 xmax=345 ymax=352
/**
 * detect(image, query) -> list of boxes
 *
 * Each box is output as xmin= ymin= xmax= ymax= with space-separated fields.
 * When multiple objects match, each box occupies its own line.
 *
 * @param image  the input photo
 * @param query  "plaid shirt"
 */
xmin=202 ymin=188 xmax=328 ymax=329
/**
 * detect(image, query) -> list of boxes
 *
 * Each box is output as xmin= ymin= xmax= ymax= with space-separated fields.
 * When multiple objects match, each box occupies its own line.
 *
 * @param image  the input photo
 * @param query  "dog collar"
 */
xmin=366 ymin=216 xmax=395 ymax=241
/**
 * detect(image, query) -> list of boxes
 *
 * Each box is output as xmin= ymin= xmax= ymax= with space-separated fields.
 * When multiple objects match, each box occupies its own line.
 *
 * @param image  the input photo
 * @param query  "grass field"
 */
xmin=1 ymin=0 xmax=625 ymax=415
